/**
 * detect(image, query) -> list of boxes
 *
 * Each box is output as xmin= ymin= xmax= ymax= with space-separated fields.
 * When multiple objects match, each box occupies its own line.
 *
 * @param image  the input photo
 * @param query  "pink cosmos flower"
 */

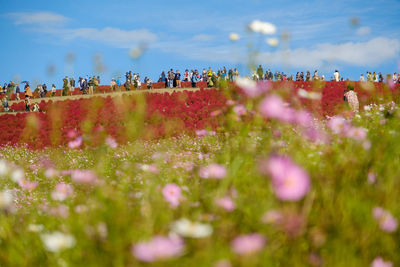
xmin=261 ymin=210 xmax=283 ymax=224
xmin=231 ymin=233 xmax=266 ymax=255
xmin=198 ymin=164 xmax=227 ymax=179
xmin=105 ymin=137 xmax=118 ymax=148
xmin=259 ymin=95 xmax=294 ymax=122
xmin=132 ymin=235 xmax=184 ymax=262
xmin=51 ymin=183 xmax=74 ymax=201
xmin=67 ymin=129 xmax=78 ymax=139
xmin=373 ymin=207 xmax=398 ymax=233
xmin=294 ymin=110 xmax=313 ymax=128
xmin=195 ymin=129 xmax=216 ymax=137
xmin=68 ymin=136 xmax=83 ymax=149
xmin=346 ymin=127 xmax=367 ymax=141
xmin=260 ymin=155 xmax=310 ymax=201
xmin=214 ymin=196 xmax=235 ymax=212
xmin=233 ymin=105 xmax=247 ymax=116
xmin=71 ymin=170 xmax=98 ymax=185
xmin=371 ymin=257 xmax=393 ymax=267
xmin=327 ymin=116 xmax=350 ymax=135
xmin=18 ymin=179 xmax=38 ymax=191
xmin=162 ymin=184 xmax=182 ymax=208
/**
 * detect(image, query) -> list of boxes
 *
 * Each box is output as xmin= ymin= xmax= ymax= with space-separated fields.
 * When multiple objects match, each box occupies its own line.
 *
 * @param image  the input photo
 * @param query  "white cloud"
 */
xmin=6 ymin=12 xmax=69 ymax=26
xmin=258 ymin=37 xmax=400 ymax=68
xmin=6 ymin=11 xmax=157 ymax=48
xmin=61 ymin=27 xmax=157 ymax=48
xmin=357 ymin=26 xmax=371 ymax=36
xmin=192 ymin=34 xmax=215 ymax=41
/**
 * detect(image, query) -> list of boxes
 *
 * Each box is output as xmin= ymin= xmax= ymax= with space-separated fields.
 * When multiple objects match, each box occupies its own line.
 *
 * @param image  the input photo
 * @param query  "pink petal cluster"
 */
xmin=259 ymin=95 xmax=293 ymax=122
xmin=327 ymin=116 xmax=350 ymax=134
xmin=198 ymin=164 xmax=227 ymax=179
xmin=68 ymin=136 xmax=83 ymax=149
xmin=371 ymin=257 xmax=393 ymax=267
xmin=195 ymin=129 xmax=216 ymax=137
xmin=373 ymin=207 xmax=398 ymax=233
xmin=346 ymin=127 xmax=367 ymax=141
xmin=132 ymin=235 xmax=184 ymax=262
xmin=233 ymin=105 xmax=247 ymax=116
xmin=162 ymin=184 xmax=182 ymax=208
xmin=214 ymin=196 xmax=235 ymax=212
xmin=18 ymin=179 xmax=38 ymax=191
xmin=71 ymin=170 xmax=98 ymax=185
xmin=51 ymin=183 xmax=74 ymax=201
xmin=231 ymin=233 xmax=266 ymax=255
xmin=260 ymin=155 xmax=310 ymax=201
xmin=105 ymin=137 xmax=118 ymax=148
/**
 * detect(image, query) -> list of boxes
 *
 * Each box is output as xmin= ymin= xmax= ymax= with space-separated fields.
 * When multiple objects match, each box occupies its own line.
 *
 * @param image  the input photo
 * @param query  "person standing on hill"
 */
xmin=344 ymin=85 xmax=359 ymax=113
xmin=25 ymin=83 xmax=33 ymax=98
xmin=168 ymin=69 xmax=175 ymax=88
xmin=116 ymin=76 xmax=121 ymax=91
xmin=191 ymin=70 xmax=199 ymax=88
xmin=51 ymin=84 xmax=56 ymax=96
xmin=334 ymin=70 xmax=340 ymax=82
xmin=257 ymin=65 xmax=264 ymax=81
xmin=175 ymin=70 xmax=181 ymax=88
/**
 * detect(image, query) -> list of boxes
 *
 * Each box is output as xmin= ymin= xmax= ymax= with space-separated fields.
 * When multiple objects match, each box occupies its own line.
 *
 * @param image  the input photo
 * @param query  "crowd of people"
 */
xmin=1 ymin=66 xmax=400 ymax=112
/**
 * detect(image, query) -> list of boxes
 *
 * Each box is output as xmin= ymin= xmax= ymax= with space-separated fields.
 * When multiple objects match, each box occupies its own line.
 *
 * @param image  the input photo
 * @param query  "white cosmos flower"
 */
xmin=248 ymin=20 xmax=276 ymax=35
xmin=297 ymin=89 xmax=322 ymax=100
xmin=0 ymin=190 xmax=13 ymax=209
xmin=266 ymin=37 xmax=279 ymax=47
xmin=28 ymin=224 xmax=44 ymax=232
xmin=235 ymin=77 xmax=261 ymax=98
xmin=171 ymin=218 xmax=213 ymax=238
xmin=41 ymin=232 xmax=76 ymax=252
xmin=0 ymin=160 xmax=9 ymax=177
xmin=11 ymin=169 xmax=25 ymax=183
xmin=229 ymin=33 xmax=240 ymax=42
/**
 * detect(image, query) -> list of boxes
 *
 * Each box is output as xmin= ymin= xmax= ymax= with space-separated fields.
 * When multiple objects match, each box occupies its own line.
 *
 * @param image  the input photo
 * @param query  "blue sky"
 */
xmin=1 ymin=0 xmax=399 ymax=87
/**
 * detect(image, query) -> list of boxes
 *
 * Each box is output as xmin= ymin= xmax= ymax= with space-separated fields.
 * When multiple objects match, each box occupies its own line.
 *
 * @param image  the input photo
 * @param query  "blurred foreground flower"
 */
xmin=171 ymin=218 xmax=213 ymax=238
xmin=132 ymin=235 xmax=184 ymax=262
xmin=41 ymin=232 xmax=76 ymax=252
xmin=371 ymin=257 xmax=393 ymax=267
xmin=68 ymin=136 xmax=83 ymax=149
xmin=105 ymin=137 xmax=118 ymax=148
xmin=373 ymin=207 xmax=398 ymax=233
xmin=266 ymin=37 xmax=279 ymax=47
xmin=231 ymin=233 xmax=266 ymax=255
xmin=260 ymin=155 xmax=310 ymax=201
xmin=162 ymin=184 xmax=182 ymax=208
xmin=229 ymin=33 xmax=240 ymax=42
xmin=71 ymin=170 xmax=98 ymax=185
xmin=198 ymin=164 xmax=227 ymax=179
xmin=51 ymin=183 xmax=74 ymax=201
xmin=0 ymin=190 xmax=13 ymax=209
xmin=214 ymin=196 xmax=235 ymax=212
xmin=248 ymin=20 xmax=276 ymax=35
xmin=259 ymin=95 xmax=293 ymax=122
xmin=235 ymin=77 xmax=265 ymax=98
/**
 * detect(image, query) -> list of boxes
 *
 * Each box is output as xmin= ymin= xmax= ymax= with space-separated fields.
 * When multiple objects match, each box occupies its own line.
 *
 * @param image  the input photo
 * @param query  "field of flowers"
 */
xmin=0 ymin=80 xmax=399 ymax=266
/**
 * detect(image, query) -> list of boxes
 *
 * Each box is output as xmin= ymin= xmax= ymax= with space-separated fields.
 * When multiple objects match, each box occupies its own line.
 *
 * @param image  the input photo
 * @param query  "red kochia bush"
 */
xmin=0 ymin=89 xmax=226 ymax=149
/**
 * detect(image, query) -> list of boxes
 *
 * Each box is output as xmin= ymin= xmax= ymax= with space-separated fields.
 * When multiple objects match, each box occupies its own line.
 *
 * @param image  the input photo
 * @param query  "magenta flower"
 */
xmin=261 ymin=155 xmax=310 ymax=201
xmin=214 ymin=196 xmax=235 ymax=212
xmin=51 ymin=183 xmax=74 ymax=201
xmin=231 ymin=233 xmax=266 ymax=255
xmin=162 ymin=184 xmax=182 ymax=208
xmin=132 ymin=235 xmax=184 ymax=262
xmin=198 ymin=164 xmax=227 ymax=179
xmin=373 ymin=207 xmax=398 ymax=233
xmin=259 ymin=95 xmax=294 ymax=122
xmin=371 ymin=257 xmax=393 ymax=267
xmin=71 ymin=170 xmax=98 ymax=185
